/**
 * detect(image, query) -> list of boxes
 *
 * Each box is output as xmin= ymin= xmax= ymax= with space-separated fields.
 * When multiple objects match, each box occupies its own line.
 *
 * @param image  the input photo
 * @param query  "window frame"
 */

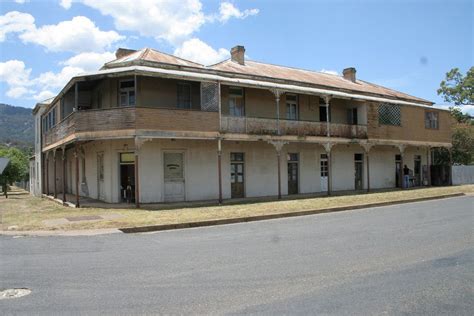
xmin=119 ymin=79 xmax=136 ymax=107
xmin=286 ymin=94 xmax=299 ymax=120
xmin=425 ymin=111 xmax=439 ymax=129
xmin=177 ymin=82 xmax=192 ymax=109
xmin=229 ymin=86 xmax=245 ymax=117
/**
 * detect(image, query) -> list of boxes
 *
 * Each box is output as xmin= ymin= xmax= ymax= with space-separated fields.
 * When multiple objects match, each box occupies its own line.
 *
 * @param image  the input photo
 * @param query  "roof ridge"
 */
xmin=140 ymin=48 xmax=150 ymax=60
xmin=147 ymin=47 xmax=204 ymax=67
xmin=206 ymin=58 xmax=231 ymax=67
xmin=245 ymin=59 xmax=342 ymax=78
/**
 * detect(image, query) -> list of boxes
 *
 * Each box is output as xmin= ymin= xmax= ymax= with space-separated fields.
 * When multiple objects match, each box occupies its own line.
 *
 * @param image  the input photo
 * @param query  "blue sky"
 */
xmin=0 ymin=0 xmax=472 ymax=113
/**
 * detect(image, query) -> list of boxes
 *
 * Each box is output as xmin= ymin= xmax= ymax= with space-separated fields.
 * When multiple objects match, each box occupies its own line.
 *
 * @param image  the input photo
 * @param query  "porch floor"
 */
xmin=48 ymin=186 xmax=427 ymax=210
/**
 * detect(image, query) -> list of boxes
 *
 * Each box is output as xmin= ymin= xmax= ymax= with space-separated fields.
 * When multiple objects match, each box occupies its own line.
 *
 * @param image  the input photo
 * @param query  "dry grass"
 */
xmin=1 ymin=185 xmax=473 ymax=231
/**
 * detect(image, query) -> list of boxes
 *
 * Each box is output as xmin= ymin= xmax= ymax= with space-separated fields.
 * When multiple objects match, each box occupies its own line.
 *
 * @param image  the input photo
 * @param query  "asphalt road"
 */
xmin=1 ymin=196 xmax=473 ymax=315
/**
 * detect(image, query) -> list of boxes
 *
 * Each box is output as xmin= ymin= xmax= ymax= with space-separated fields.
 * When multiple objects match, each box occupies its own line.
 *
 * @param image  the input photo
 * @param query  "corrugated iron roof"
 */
xmin=104 ymin=48 xmax=204 ymax=68
xmin=210 ymin=59 xmax=430 ymax=104
xmin=103 ymin=48 xmax=431 ymax=104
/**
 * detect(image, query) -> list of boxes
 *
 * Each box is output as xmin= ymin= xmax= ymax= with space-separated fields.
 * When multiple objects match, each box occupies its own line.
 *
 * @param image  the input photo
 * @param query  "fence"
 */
xmin=452 ymin=165 xmax=474 ymax=185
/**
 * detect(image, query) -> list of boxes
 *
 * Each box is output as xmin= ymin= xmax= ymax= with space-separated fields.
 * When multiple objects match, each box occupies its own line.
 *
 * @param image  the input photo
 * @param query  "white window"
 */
xmin=119 ymin=80 xmax=135 ymax=107
xmin=177 ymin=83 xmax=191 ymax=109
xmin=286 ymin=94 xmax=298 ymax=120
xmin=229 ymin=87 xmax=244 ymax=117
xmin=425 ymin=111 xmax=439 ymax=129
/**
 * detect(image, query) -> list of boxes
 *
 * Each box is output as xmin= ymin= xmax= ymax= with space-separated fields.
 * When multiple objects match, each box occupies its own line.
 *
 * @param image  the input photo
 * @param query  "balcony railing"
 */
xmin=220 ymin=116 xmax=367 ymax=139
xmin=42 ymin=107 xmax=219 ymax=148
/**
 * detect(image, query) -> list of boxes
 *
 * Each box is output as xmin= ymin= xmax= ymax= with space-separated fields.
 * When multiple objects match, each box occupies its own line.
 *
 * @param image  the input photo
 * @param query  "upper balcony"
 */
xmin=41 ymin=76 xmax=372 ymax=149
xmin=42 ymin=106 xmax=220 ymax=149
xmin=221 ymin=116 xmax=367 ymax=138
xmin=219 ymin=85 xmax=368 ymax=139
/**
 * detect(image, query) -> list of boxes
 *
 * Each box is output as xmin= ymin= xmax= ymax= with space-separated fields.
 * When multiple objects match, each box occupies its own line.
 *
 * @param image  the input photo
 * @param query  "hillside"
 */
xmin=0 ymin=103 xmax=34 ymax=149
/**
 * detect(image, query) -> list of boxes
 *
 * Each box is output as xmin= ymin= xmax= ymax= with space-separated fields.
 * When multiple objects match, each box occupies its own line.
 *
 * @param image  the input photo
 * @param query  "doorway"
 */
xmin=119 ymin=152 xmax=135 ymax=203
xmin=287 ymin=153 xmax=299 ymax=195
xmin=230 ymin=153 xmax=245 ymax=198
xmin=164 ymin=152 xmax=185 ymax=202
xmin=354 ymin=153 xmax=364 ymax=190
xmin=414 ymin=155 xmax=421 ymax=186
xmin=320 ymin=154 xmax=328 ymax=192
xmin=395 ymin=154 xmax=402 ymax=188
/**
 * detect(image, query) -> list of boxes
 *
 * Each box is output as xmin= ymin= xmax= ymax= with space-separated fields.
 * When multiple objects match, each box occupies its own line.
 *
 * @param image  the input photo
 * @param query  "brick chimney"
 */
xmin=343 ymin=67 xmax=357 ymax=82
xmin=115 ymin=48 xmax=137 ymax=59
xmin=231 ymin=45 xmax=245 ymax=65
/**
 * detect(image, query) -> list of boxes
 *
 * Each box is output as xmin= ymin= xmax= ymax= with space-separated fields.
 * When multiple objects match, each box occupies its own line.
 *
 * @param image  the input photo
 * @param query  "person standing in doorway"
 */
xmin=403 ymin=165 xmax=410 ymax=188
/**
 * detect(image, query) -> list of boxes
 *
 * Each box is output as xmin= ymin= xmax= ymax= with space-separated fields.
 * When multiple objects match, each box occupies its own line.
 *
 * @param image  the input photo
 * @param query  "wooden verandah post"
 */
xmin=74 ymin=144 xmax=80 ymax=207
xmin=45 ymin=152 xmax=49 ymax=196
xmin=53 ymin=149 xmax=57 ymax=199
xmin=62 ymin=146 xmax=67 ymax=204
xmin=217 ymin=138 xmax=223 ymax=204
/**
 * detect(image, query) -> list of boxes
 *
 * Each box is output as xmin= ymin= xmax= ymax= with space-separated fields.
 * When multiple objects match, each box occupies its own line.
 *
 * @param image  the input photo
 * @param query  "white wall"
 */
xmin=67 ymin=139 xmax=432 ymax=204
xmin=368 ymin=147 xmax=397 ymax=189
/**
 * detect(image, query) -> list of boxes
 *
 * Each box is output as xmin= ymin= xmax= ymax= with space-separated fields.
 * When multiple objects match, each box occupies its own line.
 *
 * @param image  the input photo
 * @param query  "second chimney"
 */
xmin=343 ymin=67 xmax=357 ymax=82
xmin=231 ymin=45 xmax=245 ymax=65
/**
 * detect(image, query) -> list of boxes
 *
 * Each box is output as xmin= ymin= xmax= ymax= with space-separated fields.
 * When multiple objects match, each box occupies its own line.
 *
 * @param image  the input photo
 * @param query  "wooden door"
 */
xmin=231 ymin=153 xmax=244 ymax=198
xmin=164 ymin=152 xmax=185 ymax=202
xmin=414 ymin=155 xmax=421 ymax=186
xmin=354 ymin=154 xmax=363 ymax=190
xmin=287 ymin=153 xmax=299 ymax=195
xmin=395 ymin=155 xmax=402 ymax=188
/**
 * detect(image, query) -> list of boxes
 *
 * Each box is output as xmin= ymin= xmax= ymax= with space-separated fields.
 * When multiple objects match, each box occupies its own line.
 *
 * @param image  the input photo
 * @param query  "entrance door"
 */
xmin=354 ymin=153 xmax=363 ymax=190
xmin=97 ymin=153 xmax=104 ymax=200
xmin=320 ymin=154 xmax=328 ymax=191
xmin=287 ymin=153 xmax=299 ymax=195
xmin=395 ymin=154 xmax=402 ymax=188
xmin=119 ymin=152 xmax=135 ymax=203
xmin=164 ymin=152 xmax=185 ymax=202
xmin=230 ymin=153 xmax=244 ymax=198
xmin=414 ymin=155 xmax=421 ymax=186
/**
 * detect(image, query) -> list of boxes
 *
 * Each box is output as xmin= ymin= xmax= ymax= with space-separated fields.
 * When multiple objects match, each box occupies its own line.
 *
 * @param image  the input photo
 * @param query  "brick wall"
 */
xmin=367 ymin=102 xmax=453 ymax=143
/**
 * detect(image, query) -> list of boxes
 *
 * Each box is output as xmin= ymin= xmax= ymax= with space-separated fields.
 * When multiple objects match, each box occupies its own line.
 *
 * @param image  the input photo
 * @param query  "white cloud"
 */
xmin=59 ymin=0 xmax=72 ymax=9
xmin=0 ymin=11 xmax=35 ymax=42
xmin=0 ymin=60 xmax=32 ymax=87
xmin=19 ymin=16 xmax=124 ymax=53
xmin=6 ymin=86 xmax=31 ymax=98
xmin=80 ymin=0 xmax=206 ymax=45
xmin=0 ymin=59 xmax=35 ymax=99
xmin=33 ymin=90 xmax=56 ymax=101
xmin=14 ymin=0 xmax=29 ymax=3
xmin=320 ymin=69 xmax=339 ymax=75
xmin=218 ymin=2 xmax=259 ymax=23
xmin=0 ymin=57 xmax=98 ymax=101
xmin=174 ymin=38 xmax=229 ymax=65
xmin=35 ymin=66 xmax=84 ymax=90
xmin=61 ymin=51 xmax=115 ymax=71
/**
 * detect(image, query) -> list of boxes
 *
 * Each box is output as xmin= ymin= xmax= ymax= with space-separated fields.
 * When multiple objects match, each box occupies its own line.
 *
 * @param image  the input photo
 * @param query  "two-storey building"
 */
xmin=30 ymin=46 xmax=453 ymax=207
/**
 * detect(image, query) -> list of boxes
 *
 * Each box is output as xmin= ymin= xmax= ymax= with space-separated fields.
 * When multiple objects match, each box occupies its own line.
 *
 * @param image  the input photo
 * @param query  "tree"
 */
xmin=437 ymin=67 xmax=474 ymax=105
xmin=0 ymin=146 xmax=29 ymax=197
xmin=434 ymin=67 xmax=474 ymax=166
